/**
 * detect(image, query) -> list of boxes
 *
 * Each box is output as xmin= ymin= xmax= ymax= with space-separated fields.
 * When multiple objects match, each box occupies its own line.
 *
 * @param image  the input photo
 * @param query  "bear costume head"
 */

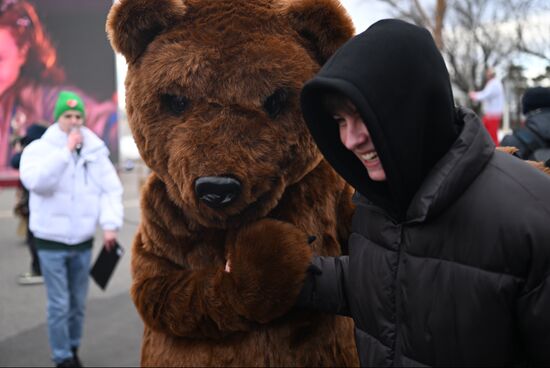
xmin=109 ymin=0 xmax=353 ymax=229
xmin=108 ymin=0 xmax=358 ymax=366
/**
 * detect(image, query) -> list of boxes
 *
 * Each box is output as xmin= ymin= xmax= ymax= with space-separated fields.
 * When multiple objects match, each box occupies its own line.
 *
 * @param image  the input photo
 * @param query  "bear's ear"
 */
xmin=285 ymin=0 xmax=355 ymax=65
xmin=106 ymin=0 xmax=187 ymax=64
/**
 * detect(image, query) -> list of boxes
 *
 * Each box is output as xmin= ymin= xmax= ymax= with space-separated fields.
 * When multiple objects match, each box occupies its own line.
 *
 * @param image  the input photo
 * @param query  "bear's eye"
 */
xmin=263 ymin=88 xmax=288 ymax=119
xmin=162 ymin=94 xmax=189 ymax=116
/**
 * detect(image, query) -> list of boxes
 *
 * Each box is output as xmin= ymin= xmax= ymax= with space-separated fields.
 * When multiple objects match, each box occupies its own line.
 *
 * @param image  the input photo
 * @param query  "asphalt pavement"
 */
xmin=0 ymin=165 xmax=149 ymax=367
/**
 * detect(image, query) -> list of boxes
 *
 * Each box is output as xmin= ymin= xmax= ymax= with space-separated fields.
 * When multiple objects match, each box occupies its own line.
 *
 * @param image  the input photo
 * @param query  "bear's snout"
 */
xmin=194 ymin=176 xmax=241 ymax=208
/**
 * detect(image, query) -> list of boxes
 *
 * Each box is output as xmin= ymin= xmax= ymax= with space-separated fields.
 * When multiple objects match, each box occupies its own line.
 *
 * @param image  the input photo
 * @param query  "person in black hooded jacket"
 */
xmin=295 ymin=19 xmax=550 ymax=366
xmin=501 ymin=86 xmax=550 ymax=163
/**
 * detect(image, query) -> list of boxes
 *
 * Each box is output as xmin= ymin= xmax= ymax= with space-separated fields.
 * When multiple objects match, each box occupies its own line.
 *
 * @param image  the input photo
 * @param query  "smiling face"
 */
xmin=0 ymin=27 xmax=28 ymax=98
xmin=330 ymin=100 xmax=386 ymax=182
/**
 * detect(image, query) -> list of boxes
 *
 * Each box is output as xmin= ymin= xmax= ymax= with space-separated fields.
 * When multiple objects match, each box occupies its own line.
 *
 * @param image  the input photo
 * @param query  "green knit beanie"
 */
xmin=53 ymin=91 xmax=86 ymax=122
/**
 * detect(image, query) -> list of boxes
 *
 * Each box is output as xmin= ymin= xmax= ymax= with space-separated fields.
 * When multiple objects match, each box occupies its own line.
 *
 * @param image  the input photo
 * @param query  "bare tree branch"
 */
xmin=376 ymin=0 xmax=548 ymax=121
xmin=433 ymin=0 xmax=447 ymax=49
xmin=412 ymin=0 xmax=433 ymax=29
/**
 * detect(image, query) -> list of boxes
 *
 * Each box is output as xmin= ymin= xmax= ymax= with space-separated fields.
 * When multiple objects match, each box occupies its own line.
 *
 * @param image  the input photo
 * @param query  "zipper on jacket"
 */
xmin=69 ymin=160 xmax=77 ymax=244
xmin=391 ymin=224 xmax=404 ymax=366
xmin=83 ymin=161 xmax=88 ymax=185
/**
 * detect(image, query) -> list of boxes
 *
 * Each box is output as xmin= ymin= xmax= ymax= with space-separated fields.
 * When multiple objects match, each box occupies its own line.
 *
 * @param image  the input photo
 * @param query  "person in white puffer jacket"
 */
xmin=19 ymin=90 xmax=123 ymax=368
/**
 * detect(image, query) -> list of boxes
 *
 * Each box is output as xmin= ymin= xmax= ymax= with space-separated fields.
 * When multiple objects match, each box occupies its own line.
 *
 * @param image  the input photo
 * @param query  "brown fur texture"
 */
xmin=497 ymin=146 xmax=550 ymax=175
xmin=107 ymin=0 xmax=358 ymax=366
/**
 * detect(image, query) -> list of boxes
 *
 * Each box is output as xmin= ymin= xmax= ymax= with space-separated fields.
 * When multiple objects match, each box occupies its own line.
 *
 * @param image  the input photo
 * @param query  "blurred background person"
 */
xmin=0 ymin=0 xmax=118 ymax=170
xmin=469 ymin=67 xmax=505 ymax=145
xmin=501 ymin=86 xmax=550 ymax=163
xmin=19 ymin=91 xmax=123 ymax=367
xmin=10 ymin=122 xmax=47 ymax=285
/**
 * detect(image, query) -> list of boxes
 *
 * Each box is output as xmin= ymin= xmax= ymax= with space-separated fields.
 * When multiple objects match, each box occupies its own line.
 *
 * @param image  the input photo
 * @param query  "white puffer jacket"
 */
xmin=20 ymin=123 xmax=123 ymax=245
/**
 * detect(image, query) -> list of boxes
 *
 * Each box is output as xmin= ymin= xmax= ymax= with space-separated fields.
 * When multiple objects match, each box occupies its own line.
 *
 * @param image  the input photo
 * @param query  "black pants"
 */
xmin=27 ymin=228 xmax=41 ymax=275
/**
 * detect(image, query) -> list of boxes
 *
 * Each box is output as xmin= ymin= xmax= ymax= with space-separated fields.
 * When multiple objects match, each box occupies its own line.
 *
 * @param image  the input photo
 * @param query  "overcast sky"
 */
xmin=339 ymin=0 xmax=392 ymax=33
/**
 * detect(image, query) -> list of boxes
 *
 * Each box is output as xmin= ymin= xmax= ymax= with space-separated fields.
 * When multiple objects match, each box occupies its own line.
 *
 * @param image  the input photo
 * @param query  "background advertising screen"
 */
xmin=0 ymin=0 xmax=118 ymax=179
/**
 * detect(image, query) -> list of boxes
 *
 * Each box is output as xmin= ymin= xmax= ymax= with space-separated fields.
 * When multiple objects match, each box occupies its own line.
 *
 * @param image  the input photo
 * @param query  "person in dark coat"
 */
xmin=501 ymin=86 xmax=550 ymax=162
xmin=11 ymin=123 xmax=47 ymax=285
xmin=296 ymin=19 xmax=550 ymax=366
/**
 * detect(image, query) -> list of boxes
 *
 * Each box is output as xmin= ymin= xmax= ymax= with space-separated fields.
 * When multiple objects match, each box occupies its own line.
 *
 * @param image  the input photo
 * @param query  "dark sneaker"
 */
xmin=56 ymin=357 xmax=78 ymax=368
xmin=71 ymin=347 xmax=83 ymax=368
xmin=18 ymin=272 xmax=44 ymax=285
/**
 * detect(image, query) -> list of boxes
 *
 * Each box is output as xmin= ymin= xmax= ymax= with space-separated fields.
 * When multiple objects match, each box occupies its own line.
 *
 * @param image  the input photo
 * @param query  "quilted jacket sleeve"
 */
xmin=517 ymin=260 xmax=550 ymax=365
xmin=517 ymin=274 xmax=550 ymax=365
xmin=20 ymin=141 xmax=71 ymax=194
xmin=296 ymin=255 xmax=351 ymax=317
xmin=516 ymin=191 xmax=550 ymax=365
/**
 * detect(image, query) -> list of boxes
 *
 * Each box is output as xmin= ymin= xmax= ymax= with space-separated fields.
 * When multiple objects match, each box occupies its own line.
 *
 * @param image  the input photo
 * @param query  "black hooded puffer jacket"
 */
xmin=298 ymin=19 xmax=550 ymax=366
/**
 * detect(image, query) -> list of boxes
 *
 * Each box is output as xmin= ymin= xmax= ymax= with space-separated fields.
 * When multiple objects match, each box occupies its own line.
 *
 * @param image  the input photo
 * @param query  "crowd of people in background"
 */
xmin=467 ymin=66 xmax=550 ymax=159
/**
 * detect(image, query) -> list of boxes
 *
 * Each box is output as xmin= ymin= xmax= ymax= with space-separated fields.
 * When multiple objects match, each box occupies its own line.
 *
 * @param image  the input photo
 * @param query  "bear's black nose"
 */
xmin=194 ymin=176 xmax=241 ymax=208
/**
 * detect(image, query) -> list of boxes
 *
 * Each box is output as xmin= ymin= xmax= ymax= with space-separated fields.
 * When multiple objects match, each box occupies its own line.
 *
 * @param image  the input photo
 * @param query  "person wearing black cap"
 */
xmin=501 ymin=86 xmax=550 ymax=163
xmin=295 ymin=19 xmax=550 ymax=366
xmin=11 ymin=123 xmax=47 ymax=285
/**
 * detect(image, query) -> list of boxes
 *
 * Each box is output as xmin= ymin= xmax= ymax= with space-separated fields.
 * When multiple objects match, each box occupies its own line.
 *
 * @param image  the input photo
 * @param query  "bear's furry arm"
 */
xmin=130 ymin=232 xmax=255 ymax=339
xmin=336 ymin=184 xmax=355 ymax=255
xmin=130 ymin=176 xmax=313 ymax=338
xmin=224 ymin=218 xmax=314 ymax=323
xmin=131 ymin=219 xmax=313 ymax=338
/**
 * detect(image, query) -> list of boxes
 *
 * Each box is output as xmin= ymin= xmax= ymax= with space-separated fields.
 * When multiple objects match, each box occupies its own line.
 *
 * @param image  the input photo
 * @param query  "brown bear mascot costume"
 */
xmin=107 ymin=0 xmax=359 ymax=366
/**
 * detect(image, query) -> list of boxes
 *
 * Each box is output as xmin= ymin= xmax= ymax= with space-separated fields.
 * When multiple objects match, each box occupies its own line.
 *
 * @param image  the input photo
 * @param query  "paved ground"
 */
xmin=0 ymin=165 xmax=150 ymax=367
